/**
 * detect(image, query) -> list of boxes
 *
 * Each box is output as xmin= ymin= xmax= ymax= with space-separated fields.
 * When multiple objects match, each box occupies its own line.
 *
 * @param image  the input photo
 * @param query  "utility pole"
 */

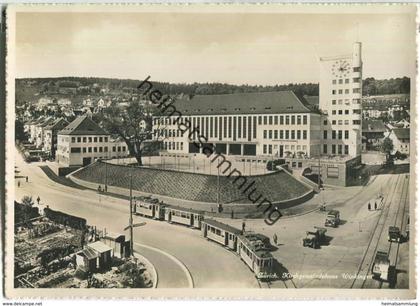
xmin=318 ymin=112 xmax=322 ymax=190
xmin=216 ymin=166 xmax=221 ymax=213
xmin=105 ymin=161 xmax=108 ymax=191
xmin=124 ymin=166 xmax=146 ymax=257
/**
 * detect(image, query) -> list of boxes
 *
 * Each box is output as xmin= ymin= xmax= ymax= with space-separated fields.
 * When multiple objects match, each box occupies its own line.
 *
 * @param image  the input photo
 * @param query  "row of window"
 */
xmin=323 ymin=119 xmax=361 ymax=125
xmin=161 ymin=142 xmax=184 ymax=151
xmin=70 ymin=146 xmax=127 ymax=153
xmin=70 ymin=136 xmax=108 ymax=143
xmin=262 ymin=144 xmax=307 ymax=155
xmin=332 ymin=98 xmax=361 ymax=105
xmin=323 ymin=144 xmax=349 ymax=155
xmin=332 ymin=78 xmax=361 ymax=85
xmin=153 ymin=114 xmax=309 ymax=127
xmin=258 ymin=114 xmax=308 ymax=126
xmin=323 ymin=130 xmax=349 ymax=140
xmin=157 ymin=116 xmax=258 ymax=142
xmin=263 ymin=129 xmax=308 ymax=140
xmin=332 ymin=88 xmax=361 ymax=95
xmin=331 ymin=109 xmax=361 ymax=115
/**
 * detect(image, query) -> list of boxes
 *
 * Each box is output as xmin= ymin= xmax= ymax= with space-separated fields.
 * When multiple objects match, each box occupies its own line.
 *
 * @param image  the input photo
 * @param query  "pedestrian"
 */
xmin=25 ymin=176 xmax=28 ymax=183
xmin=368 ymin=202 xmax=371 ymax=211
xmin=374 ymin=202 xmax=377 ymax=210
xmin=242 ymin=221 xmax=246 ymax=234
xmin=273 ymin=233 xmax=278 ymax=246
xmin=17 ymin=181 xmax=20 ymax=188
xmin=231 ymin=210 xmax=234 ymax=219
xmin=37 ymin=196 xmax=40 ymax=205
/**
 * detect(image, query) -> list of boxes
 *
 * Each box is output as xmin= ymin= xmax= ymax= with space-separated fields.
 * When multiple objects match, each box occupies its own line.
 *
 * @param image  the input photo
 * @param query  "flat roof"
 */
xmin=88 ymin=241 xmax=113 ymax=253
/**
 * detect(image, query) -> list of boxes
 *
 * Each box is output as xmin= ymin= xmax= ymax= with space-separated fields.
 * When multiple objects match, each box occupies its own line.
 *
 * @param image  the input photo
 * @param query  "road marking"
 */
xmin=134 ymin=242 xmax=194 ymax=288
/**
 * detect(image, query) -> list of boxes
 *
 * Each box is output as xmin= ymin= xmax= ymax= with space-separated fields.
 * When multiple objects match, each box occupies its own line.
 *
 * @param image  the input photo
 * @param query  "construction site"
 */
xmin=14 ymin=201 xmax=154 ymax=288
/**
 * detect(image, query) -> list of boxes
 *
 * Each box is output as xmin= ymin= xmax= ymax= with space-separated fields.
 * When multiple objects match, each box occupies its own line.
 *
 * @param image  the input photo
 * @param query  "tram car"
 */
xmin=164 ymin=205 xmax=204 ymax=229
xmin=133 ymin=196 xmax=166 ymax=220
xmin=201 ymin=219 xmax=274 ymax=279
xmin=201 ymin=219 xmax=242 ymax=251
xmin=237 ymin=233 xmax=274 ymax=280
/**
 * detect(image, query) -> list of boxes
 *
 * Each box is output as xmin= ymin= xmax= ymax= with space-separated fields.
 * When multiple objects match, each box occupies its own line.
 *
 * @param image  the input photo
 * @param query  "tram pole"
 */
xmin=129 ymin=167 xmax=133 ymax=256
xmin=217 ymin=166 xmax=220 ymax=207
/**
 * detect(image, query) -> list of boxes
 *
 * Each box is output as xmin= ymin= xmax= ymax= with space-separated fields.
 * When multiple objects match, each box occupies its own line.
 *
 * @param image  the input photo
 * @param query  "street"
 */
xmin=14 ymin=147 xmax=410 ymax=289
xmin=14 ymin=148 xmax=259 ymax=288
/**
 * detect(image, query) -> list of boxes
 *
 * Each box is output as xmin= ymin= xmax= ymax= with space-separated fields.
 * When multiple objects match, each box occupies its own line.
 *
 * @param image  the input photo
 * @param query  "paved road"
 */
xmin=13 ymin=148 xmax=259 ymax=288
xmin=213 ymin=172 xmax=410 ymax=288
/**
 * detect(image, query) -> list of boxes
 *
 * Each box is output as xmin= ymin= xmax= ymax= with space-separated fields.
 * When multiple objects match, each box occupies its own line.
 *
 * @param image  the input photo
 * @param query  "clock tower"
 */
xmin=319 ymin=42 xmax=362 ymax=157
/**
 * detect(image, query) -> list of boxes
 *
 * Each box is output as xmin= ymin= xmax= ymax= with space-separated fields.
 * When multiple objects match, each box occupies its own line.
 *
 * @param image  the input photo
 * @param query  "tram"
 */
xmin=201 ymin=219 xmax=242 ymax=251
xmin=164 ymin=206 xmax=204 ymax=229
xmin=201 ymin=218 xmax=275 ymax=279
xmin=131 ymin=198 xmax=276 ymax=280
xmin=133 ymin=196 xmax=166 ymax=220
xmin=237 ymin=233 xmax=274 ymax=279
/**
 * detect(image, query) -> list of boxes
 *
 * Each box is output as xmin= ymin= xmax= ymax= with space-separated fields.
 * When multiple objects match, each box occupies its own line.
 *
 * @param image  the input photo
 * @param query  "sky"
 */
xmin=14 ymin=10 xmax=415 ymax=85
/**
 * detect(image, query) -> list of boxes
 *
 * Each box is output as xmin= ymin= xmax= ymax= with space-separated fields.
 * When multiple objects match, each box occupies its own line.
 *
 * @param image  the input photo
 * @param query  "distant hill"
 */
xmin=15 ymin=76 xmax=410 ymax=105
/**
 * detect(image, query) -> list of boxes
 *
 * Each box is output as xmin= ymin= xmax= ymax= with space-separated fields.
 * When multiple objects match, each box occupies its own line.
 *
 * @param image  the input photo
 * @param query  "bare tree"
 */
xmin=99 ymin=101 xmax=169 ymax=166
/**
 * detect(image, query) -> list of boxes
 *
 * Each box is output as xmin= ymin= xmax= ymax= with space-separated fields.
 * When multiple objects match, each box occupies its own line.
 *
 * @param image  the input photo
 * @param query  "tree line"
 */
xmin=17 ymin=76 xmax=410 ymax=97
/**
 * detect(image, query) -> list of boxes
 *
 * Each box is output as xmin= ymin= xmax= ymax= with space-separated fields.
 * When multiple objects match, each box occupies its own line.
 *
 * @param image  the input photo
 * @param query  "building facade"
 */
xmin=319 ymin=42 xmax=363 ymax=157
xmin=388 ymin=128 xmax=410 ymax=155
xmin=43 ymin=118 xmax=69 ymax=159
xmin=56 ymin=116 xmax=129 ymax=167
xmin=153 ymin=91 xmax=322 ymax=159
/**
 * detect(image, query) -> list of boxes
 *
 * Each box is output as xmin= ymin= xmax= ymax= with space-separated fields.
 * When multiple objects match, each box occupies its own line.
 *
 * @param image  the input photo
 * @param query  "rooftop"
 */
xmin=362 ymin=119 xmax=387 ymax=133
xmin=165 ymin=91 xmax=316 ymax=116
xmin=392 ymin=128 xmax=410 ymax=140
xmin=88 ymin=240 xmax=113 ymax=253
xmin=44 ymin=117 xmax=69 ymax=131
xmin=77 ymin=248 xmax=98 ymax=260
xmin=58 ymin=115 xmax=109 ymax=136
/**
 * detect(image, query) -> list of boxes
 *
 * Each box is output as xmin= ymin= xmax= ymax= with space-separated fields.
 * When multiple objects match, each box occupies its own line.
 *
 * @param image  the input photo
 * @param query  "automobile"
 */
xmin=388 ymin=226 xmax=401 ymax=243
xmin=372 ymin=251 xmax=390 ymax=281
xmin=302 ymin=227 xmax=327 ymax=249
xmin=325 ymin=210 xmax=340 ymax=227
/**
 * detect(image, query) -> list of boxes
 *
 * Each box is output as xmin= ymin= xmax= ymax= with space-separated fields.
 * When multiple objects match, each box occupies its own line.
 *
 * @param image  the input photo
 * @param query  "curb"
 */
xmin=134 ymin=242 xmax=194 ymax=288
xmin=133 ymin=251 xmax=158 ymax=288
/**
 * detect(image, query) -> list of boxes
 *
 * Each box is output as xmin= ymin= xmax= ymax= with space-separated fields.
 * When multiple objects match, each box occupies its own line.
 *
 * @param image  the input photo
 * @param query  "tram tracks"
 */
xmin=350 ymin=174 xmax=402 ymax=288
xmin=378 ymin=175 xmax=409 ymax=289
xmin=360 ymin=174 xmax=408 ymax=288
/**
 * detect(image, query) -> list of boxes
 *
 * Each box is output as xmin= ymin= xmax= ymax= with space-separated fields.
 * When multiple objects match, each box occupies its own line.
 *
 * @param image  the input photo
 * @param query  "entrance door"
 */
xmin=82 ymin=157 xmax=92 ymax=166
xmin=279 ymin=145 xmax=284 ymax=158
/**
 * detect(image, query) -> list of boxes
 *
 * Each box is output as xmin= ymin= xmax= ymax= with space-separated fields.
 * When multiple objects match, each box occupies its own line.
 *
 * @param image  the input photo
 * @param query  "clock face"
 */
xmin=331 ymin=60 xmax=351 ymax=78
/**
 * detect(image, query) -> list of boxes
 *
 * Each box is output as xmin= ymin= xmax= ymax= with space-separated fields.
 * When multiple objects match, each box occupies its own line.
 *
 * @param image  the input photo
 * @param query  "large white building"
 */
xmin=319 ymin=42 xmax=363 ymax=157
xmin=56 ymin=116 xmax=128 ymax=167
xmin=153 ymin=91 xmax=322 ymax=159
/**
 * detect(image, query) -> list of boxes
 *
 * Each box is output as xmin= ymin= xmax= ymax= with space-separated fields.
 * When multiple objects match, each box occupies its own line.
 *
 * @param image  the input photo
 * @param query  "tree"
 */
xmin=99 ymin=101 xmax=166 ymax=166
xmin=21 ymin=195 xmax=34 ymax=207
xmin=381 ymin=137 xmax=394 ymax=161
